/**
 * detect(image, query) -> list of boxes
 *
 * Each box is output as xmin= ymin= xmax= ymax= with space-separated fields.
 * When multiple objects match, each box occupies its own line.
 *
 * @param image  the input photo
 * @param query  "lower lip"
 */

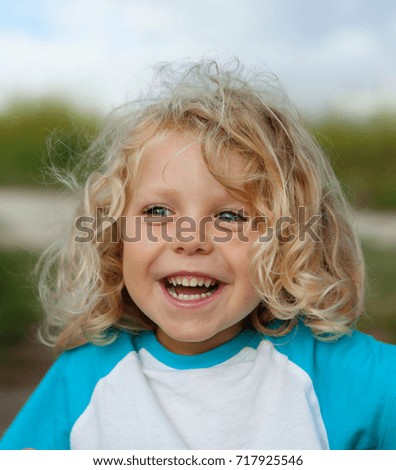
xmin=159 ymin=282 xmax=226 ymax=309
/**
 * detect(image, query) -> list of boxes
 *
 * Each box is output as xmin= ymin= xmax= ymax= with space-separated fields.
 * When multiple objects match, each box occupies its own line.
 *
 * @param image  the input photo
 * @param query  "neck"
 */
xmin=155 ymin=323 xmax=244 ymax=355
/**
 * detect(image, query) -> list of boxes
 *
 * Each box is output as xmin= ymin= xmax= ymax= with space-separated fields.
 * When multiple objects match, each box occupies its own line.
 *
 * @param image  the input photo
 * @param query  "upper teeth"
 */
xmin=166 ymin=276 xmax=217 ymax=287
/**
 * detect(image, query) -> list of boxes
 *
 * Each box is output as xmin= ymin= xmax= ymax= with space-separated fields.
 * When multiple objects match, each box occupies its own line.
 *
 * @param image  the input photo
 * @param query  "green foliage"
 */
xmin=0 ymin=250 xmax=41 ymax=346
xmin=310 ymin=114 xmax=396 ymax=210
xmin=0 ymin=99 xmax=101 ymax=187
xmin=357 ymin=242 xmax=396 ymax=342
xmin=0 ymin=98 xmax=395 ymax=210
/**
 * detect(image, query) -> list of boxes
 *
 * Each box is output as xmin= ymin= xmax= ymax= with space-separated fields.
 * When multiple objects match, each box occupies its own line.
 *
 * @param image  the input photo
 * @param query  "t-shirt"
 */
xmin=1 ymin=322 xmax=396 ymax=450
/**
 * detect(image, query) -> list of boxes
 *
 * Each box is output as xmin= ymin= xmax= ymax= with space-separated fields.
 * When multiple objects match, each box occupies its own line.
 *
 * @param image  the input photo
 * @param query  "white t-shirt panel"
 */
xmin=70 ymin=340 xmax=328 ymax=449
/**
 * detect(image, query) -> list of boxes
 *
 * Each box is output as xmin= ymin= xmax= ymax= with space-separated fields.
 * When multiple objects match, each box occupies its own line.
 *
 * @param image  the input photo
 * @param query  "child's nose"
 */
xmin=171 ymin=218 xmax=214 ymax=255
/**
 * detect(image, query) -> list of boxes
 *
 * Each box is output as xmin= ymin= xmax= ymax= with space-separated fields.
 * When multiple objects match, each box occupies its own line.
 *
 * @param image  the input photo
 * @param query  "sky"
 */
xmin=1 ymin=0 xmax=396 ymax=117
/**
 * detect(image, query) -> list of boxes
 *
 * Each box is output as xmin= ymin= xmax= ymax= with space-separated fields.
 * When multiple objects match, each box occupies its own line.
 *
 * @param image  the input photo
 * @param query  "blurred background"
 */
xmin=0 ymin=0 xmax=395 ymax=434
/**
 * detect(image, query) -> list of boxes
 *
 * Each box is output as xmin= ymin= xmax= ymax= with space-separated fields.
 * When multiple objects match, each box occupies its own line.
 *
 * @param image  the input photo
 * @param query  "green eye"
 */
xmin=144 ymin=205 xmax=172 ymax=217
xmin=216 ymin=211 xmax=248 ymax=223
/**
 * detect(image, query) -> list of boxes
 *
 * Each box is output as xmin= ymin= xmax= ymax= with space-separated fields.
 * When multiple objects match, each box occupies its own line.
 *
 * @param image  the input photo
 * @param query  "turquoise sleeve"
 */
xmin=270 ymin=324 xmax=396 ymax=449
xmin=0 ymin=331 xmax=133 ymax=450
xmin=317 ymin=333 xmax=396 ymax=450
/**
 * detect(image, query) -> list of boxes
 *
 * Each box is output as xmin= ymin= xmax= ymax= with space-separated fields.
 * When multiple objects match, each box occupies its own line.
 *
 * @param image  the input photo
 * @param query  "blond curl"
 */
xmin=37 ymin=59 xmax=366 ymax=350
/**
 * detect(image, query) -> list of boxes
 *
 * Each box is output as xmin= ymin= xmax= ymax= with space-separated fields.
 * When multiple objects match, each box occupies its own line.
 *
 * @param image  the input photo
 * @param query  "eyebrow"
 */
xmin=133 ymin=186 xmax=245 ymax=208
xmin=133 ymin=187 xmax=180 ymax=201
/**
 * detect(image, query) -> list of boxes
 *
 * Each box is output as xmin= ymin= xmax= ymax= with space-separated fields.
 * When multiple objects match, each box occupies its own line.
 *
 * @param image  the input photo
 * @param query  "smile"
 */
xmin=160 ymin=273 xmax=224 ymax=306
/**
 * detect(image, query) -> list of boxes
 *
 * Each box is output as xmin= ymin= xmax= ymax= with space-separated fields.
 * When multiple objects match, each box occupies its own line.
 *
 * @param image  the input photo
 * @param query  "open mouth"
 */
xmin=162 ymin=275 xmax=221 ymax=301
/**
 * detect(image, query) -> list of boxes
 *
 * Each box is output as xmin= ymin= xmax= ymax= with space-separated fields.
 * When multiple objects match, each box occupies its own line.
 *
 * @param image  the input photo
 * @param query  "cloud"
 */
xmin=0 ymin=0 xmax=395 ymax=116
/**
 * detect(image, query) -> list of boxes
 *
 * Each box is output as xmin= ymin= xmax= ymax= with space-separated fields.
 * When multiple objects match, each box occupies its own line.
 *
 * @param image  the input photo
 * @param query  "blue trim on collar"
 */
xmin=133 ymin=329 xmax=261 ymax=370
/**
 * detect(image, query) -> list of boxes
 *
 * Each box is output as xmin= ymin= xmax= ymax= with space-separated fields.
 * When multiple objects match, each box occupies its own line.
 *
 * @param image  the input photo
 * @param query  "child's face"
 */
xmin=123 ymin=132 xmax=261 ymax=354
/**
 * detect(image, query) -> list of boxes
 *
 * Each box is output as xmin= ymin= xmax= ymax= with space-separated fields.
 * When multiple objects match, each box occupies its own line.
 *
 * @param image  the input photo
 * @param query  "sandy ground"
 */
xmin=0 ymin=187 xmax=77 ymax=251
xmin=0 ymin=188 xmax=395 ymax=438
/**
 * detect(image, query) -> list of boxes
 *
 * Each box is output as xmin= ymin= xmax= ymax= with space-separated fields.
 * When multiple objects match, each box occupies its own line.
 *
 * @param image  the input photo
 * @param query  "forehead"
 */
xmin=134 ymin=131 xmax=245 ymax=192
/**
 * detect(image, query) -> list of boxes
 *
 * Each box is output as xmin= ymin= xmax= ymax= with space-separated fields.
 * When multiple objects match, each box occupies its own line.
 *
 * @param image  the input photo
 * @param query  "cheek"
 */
xmin=223 ymin=237 xmax=259 ymax=297
xmin=223 ymin=234 xmax=253 ymax=269
xmin=122 ymin=246 xmax=138 ymax=291
xmin=123 ymin=217 xmax=165 ymax=257
xmin=123 ymin=216 xmax=165 ymax=244
xmin=122 ymin=225 xmax=164 ymax=298
xmin=122 ymin=245 xmax=149 ymax=309
xmin=122 ymin=241 xmax=153 ymax=279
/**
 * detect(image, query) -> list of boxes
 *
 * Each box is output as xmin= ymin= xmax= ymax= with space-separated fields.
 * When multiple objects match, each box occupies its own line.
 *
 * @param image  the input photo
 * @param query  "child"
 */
xmin=1 ymin=60 xmax=395 ymax=450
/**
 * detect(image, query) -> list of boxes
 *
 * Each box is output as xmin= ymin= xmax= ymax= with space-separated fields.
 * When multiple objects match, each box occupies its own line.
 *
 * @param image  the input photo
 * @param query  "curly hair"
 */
xmin=37 ymin=59 xmax=366 ymax=350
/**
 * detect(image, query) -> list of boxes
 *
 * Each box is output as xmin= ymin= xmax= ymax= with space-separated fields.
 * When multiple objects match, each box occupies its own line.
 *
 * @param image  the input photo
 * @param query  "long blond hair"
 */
xmin=37 ymin=60 xmax=366 ymax=350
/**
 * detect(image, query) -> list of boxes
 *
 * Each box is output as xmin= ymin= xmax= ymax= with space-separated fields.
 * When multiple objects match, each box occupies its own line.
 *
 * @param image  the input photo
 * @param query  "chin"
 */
xmin=168 ymin=331 xmax=213 ymax=343
xmin=160 ymin=323 xmax=219 ymax=342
